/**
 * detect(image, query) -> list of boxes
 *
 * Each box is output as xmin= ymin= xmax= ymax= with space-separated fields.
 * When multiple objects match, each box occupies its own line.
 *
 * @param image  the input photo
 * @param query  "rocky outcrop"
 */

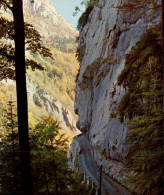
xmin=27 ymin=79 xmax=80 ymax=135
xmin=23 ymin=0 xmax=76 ymax=40
xmin=74 ymin=0 xmax=160 ymax=186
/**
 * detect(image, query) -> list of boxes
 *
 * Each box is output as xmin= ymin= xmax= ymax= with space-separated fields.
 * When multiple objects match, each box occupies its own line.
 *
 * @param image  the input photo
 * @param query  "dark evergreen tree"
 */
xmin=116 ymin=26 xmax=163 ymax=194
xmin=0 ymin=100 xmax=20 ymax=193
xmin=30 ymin=117 xmax=96 ymax=194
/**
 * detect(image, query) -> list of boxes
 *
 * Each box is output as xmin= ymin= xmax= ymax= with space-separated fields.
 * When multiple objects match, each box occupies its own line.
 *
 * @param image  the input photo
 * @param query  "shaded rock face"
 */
xmin=75 ymin=0 xmax=160 ymax=183
xmin=68 ymin=139 xmax=81 ymax=169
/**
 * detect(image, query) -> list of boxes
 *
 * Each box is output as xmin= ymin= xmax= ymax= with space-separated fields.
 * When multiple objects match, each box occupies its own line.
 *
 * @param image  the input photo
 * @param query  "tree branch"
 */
xmin=7 ymin=28 xmax=14 ymax=39
xmin=0 ymin=50 xmax=14 ymax=60
xmin=0 ymin=0 xmax=13 ymax=11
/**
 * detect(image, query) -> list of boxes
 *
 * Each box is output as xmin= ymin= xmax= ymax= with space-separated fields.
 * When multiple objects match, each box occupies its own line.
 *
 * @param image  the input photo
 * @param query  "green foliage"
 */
xmin=0 ymin=100 xmax=20 ymax=193
xmin=81 ymin=0 xmax=99 ymax=7
xmin=74 ymin=0 xmax=99 ymax=30
xmin=0 ymin=16 xmax=52 ymax=81
xmin=117 ymin=25 xmax=162 ymax=121
xmin=116 ymin=25 xmax=163 ymax=194
xmin=0 ymin=116 xmax=95 ymax=194
xmin=30 ymin=117 xmax=69 ymax=152
xmin=76 ymin=6 xmax=93 ymax=30
xmin=30 ymin=117 xmax=95 ymax=194
xmin=30 ymin=117 xmax=68 ymax=193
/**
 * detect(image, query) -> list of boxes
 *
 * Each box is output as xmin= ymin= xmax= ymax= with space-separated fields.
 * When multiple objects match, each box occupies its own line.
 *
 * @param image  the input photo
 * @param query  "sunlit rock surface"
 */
xmin=73 ymin=0 xmax=160 ymax=186
xmin=23 ymin=0 xmax=76 ymax=39
xmin=27 ymin=79 xmax=80 ymax=135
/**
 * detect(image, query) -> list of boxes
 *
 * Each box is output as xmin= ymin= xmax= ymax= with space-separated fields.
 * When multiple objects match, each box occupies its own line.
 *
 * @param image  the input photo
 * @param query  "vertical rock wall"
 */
xmin=74 ymin=0 xmax=160 ymax=183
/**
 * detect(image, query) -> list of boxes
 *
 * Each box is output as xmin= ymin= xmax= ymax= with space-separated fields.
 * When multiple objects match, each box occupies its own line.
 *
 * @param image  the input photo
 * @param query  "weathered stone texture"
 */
xmin=75 ymin=0 xmax=160 ymax=183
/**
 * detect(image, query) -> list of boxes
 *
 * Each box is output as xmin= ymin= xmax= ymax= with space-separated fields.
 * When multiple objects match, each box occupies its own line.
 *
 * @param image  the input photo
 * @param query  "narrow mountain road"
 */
xmin=75 ymin=135 xmax=131 ymax=195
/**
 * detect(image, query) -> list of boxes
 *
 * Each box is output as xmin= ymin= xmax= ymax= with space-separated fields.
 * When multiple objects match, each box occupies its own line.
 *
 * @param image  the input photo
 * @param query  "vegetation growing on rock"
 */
xmin=116 ymin=25 xmax=163 ymax=194
xmin=74 ymin=0 xmax=99 ymax=30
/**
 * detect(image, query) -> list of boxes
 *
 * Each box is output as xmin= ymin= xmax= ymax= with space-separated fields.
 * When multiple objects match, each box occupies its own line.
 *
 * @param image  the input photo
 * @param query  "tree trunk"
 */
xmin=12 ymin=0 xmax=33 ymax=193
xmin=162 ymin=0 xmax=164 ymax=124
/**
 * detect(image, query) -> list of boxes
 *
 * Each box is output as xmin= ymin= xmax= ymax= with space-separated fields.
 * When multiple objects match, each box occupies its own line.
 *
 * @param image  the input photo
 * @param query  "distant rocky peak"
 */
xmin=24 ymin=0 xmax=55 ymax=11
xmin=23 ymin=0 xmax=77 ymax=40
xmin=24 ymin=0 xmax=59 ymax=24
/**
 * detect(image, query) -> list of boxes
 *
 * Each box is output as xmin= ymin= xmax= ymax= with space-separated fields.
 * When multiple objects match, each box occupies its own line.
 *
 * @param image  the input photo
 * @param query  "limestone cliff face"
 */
xmin=74 ymin=0 xmax=160 ymax=183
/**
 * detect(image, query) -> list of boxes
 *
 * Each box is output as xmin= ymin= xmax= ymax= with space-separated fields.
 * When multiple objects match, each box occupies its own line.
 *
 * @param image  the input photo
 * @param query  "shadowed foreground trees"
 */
xmin=0 ymin=116 xmax=95 ymax=194
xmin=30 ymin=117 xmax=95 ymax=194
xmin=0 ymin=0 xmax=52 ymax=192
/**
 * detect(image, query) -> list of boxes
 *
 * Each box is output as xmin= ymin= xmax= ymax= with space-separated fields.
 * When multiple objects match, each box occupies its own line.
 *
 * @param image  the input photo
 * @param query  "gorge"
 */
xmin=0 ymin=0 xmax=162 ymax=194
xmin=70 ymin=0 xmax=162 ymax=193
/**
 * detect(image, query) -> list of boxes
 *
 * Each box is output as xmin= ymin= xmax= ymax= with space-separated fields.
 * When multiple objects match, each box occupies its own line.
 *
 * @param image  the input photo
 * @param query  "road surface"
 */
xmin=75 ymin=135 xmax=131 ymax=195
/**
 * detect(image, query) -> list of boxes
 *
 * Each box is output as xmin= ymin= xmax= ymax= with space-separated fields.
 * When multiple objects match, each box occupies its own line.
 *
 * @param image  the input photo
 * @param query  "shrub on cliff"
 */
xmin=74 ymin=0 xmax=99 ymax=30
